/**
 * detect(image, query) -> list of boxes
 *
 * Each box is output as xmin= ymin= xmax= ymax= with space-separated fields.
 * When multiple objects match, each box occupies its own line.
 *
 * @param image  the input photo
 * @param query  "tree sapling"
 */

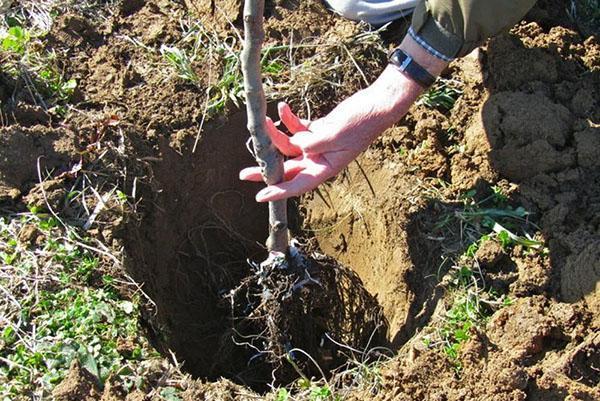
xmin=240 ymin=0 xmax=288 ymax=254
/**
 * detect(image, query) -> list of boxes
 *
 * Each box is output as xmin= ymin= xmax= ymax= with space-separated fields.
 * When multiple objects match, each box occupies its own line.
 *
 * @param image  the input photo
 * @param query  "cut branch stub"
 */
xmin=241 ymin=0 xmax=288 ymax=254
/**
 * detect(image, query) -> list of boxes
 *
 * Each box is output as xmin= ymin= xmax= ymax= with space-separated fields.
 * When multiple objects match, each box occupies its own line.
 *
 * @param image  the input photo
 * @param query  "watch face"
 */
xmin=390 ymin=49 xmax=407 ymax=66
xmin=391 ymin=49 xmax=411 ymax=71
xmin=400 ymin=54 xmax=412 ymax=71
xmin=389 ymin=48 xmax=435 ymax=88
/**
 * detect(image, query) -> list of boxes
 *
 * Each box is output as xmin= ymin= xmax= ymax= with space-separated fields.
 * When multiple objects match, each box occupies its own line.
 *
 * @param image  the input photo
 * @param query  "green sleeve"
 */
xmin=410 ymin=0 xmax=538 ymax=60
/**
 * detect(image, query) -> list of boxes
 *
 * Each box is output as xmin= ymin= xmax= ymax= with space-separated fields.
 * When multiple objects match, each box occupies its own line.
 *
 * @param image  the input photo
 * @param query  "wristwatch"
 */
xmin=388 ymin=48 xmax=436 ymax=88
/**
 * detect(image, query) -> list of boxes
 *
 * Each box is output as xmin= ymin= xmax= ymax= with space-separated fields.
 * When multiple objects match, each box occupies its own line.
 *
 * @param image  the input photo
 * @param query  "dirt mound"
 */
xmin=52 ymin=360 xmax=101 ymax=401
xmin=369 ymin=298 xmax=598 ymax=401
xmin=0 ymin=126 xmax=78 ymax=200
xmin=341 ymin=298 xmax=597 ymax=401
xmin=475 ymin=23 xmax=600 ymax=315
xmin=303 ymin=14 xmax=599 ymax=401
xmin=184 ymin=0 xmax=242 ymax=34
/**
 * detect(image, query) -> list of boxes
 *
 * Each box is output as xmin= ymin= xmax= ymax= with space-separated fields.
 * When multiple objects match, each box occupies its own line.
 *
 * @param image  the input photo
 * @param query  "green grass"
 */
xmin=435 ymin=187 xmax=545 ymax=255
xmin=421 ymin=186 xmax=545 ymax=372
xmin=158 ymin=22 xmax=290 ymax=116
xmin=38 ymin=66 xmax=77 ymax=102
xmin=1 ymin=191 xmax=535 ymax=399
xmin=160 ymin=44 xmax=200 ymax=84
xmin=418 ymin=78 xmax=463 ymax=111
xmin=151 ymin=18 xmax=387 ymax=122
xmin=0 ymin=22 xmax=77 ymax=112
xmin=421 ymin=256 xmax=512 ymax=374
xmin=0 ymin=210 xmax=159 ymax=400
xmin=440 ymin=265 xmax=504 ymax=369
xmin=1 ymin=25 xmax=30 ymax=54
xmin=274 ymin=378 xmax=340 ymax=401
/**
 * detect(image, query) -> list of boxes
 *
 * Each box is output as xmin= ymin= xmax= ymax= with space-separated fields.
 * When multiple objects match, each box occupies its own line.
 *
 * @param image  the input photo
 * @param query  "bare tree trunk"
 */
xmin=241 ymin=0 xmax=288 ymax=254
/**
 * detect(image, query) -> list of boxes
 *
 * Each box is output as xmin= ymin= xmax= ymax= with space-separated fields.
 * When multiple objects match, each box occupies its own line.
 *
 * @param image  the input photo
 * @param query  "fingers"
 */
xmin=241 ymin=154 xmax=332 ymax=202
xmin=239 ymin=166 xmax=262 ymax=182
xmin=266 ymin=117 xmax=301 ymax=157
xmin=239 ymin=158 xmax=305 ymax=182
xmin=277 ymin=102 xmax=330 ymax=154
xmin=288 ymin=130 xmax=326 ymax=154
xmin=255 ymin=170 xmax=327 ymax=202
xmin=278 ymin=102 xmax=309 ymax=134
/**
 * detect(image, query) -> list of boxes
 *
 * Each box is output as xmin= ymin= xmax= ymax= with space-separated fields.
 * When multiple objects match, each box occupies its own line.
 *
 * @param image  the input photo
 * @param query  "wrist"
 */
xmin=398 ymin=34 xmax=448 ymax=78
xmin=369 ymin=65 xmax=423 ymax=116
xmin=332 ymin=66 xmax=421 ymax=149
xmin=388 ymin=48 xmax=436 ymax=88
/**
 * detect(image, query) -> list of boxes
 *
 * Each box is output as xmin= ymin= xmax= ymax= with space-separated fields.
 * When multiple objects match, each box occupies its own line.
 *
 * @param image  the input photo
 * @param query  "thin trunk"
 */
xmin=241 ymin=0 xmax=288 ymax=253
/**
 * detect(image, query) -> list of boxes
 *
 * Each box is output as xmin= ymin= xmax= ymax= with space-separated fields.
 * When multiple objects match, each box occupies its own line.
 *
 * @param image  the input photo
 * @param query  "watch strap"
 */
xmin=388 ymin=48 xmax=436 ymax=88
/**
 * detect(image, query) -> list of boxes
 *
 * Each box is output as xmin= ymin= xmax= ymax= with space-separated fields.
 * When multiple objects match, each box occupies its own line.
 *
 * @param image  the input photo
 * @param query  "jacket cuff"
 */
xmin=410 ymin=1 xmax=461 ymax=62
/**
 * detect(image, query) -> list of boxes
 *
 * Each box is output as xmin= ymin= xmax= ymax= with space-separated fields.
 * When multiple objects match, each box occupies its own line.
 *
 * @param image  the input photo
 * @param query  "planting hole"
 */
xmin=122 ymin=110 xmax=386 ymax=389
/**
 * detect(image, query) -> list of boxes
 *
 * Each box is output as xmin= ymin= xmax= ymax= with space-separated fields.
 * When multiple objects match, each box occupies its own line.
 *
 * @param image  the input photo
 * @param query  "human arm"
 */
xmin=240 ymin=0 xmax=538 ymax=202
xmin=239 ymin=33 xmax=448 ymax=202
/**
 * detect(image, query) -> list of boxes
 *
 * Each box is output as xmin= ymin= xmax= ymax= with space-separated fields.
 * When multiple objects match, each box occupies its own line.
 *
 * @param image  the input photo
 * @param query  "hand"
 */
xmin=239 ymin=101 xmax=366 ymax=202
xmin=239 ymin=67 xmax=427 ymax=202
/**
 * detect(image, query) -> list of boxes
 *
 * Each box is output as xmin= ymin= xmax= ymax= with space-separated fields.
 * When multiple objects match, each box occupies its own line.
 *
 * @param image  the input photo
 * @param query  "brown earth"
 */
xmin=52 ymin=360 xmax=101 ymax=401
xmin=302 ymin=7 xmax=599 ymax=400
xmin=0 ymin=126 xmax=78 ymax=200
xmin=1 ymin=0 xmax=599 ymax=399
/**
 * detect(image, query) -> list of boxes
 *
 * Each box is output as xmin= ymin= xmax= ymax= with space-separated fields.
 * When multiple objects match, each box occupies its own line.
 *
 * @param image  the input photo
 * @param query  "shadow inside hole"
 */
xmin=122 ymin=109 xmax=271 ymax=385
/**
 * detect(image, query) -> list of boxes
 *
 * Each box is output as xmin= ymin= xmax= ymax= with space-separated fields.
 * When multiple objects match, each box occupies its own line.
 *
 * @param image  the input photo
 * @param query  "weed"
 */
xmin=159 ymin=386 xmax=182 ymax=401
xmin=432 ymin=262 xmax=510 ymax=374
xmin=464 ymin=234 xmax=490 ymax=258
xmin=421 ymin=187 xmax=545 ymax=372
xmin=0 ymin=21 xmax=77 ymax=109
xmin=437 ymin=188 xmax=545 ymax=254
xmin=156 ymin=22 xmax=244 ymax=113
xmin=1 ymin=25 xmax=30 ymax=54
xmin=160 ymin=45 xmax=200 ymax=84
xmin=208 ymin=49 xmax=244 ymax=112
xmin=158 ymin=21 xmax=291 ymax=115
xmin=277 ymin=388 xmax=290 ymax=401
xmin=295 ymin=378 xmax=340 ymax=401
xmin=0 ymin=211 xmax=158 ymax=399
xmin=418 ymin=78 xmax=463 ymax=111
xmin=121 ymin=16 xmax=386 ymax=135
xmin=38 ymin=66 xmax=77 ymax=101
xmin=116 ymin=190 xmax=128 ymax=204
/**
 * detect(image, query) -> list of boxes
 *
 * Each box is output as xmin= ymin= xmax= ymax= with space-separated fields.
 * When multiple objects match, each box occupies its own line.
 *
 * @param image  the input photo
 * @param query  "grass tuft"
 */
xmin=434 ymin=187 xmax=546 ymax=255
xmin=418 ymin=78 xmax=463 ymax=111
xmin=420 ymin=186 xmax=546 ymax=373
xmin=0 ymin=20 xmax=77 ymax=114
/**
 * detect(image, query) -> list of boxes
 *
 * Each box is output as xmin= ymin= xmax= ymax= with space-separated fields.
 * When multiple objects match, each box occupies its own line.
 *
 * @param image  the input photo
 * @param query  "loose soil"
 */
xmin=1 ymin=0 xmax=598 ymax=399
